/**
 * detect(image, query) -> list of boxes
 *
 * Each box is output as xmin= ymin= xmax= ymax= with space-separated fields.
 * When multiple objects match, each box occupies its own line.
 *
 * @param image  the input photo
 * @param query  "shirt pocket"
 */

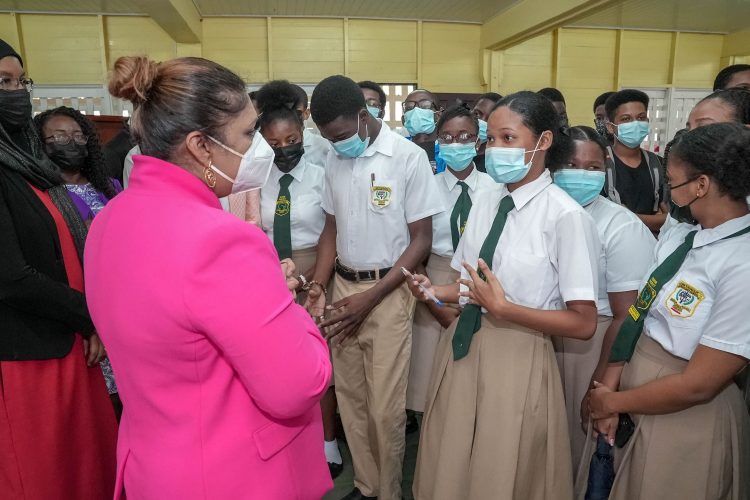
xmin=367 ymin=178 xmax=396 ymax=215
xmin=499 ymin=252 xmax=551 ymax=308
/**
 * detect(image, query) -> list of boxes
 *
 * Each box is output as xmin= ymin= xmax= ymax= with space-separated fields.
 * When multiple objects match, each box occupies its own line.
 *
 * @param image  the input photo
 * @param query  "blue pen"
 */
xmin=401 ymin=267 xmax=444 ymax=307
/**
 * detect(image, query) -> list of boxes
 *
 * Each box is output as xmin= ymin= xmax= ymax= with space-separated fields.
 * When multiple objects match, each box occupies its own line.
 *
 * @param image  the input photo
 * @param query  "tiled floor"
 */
xmin=323 ymin=421 xmax=421 ymax=500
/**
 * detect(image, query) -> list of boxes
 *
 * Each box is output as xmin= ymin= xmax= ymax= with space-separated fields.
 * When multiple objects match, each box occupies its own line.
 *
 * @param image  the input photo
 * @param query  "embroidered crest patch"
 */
xmin=371 ymin=185 xmax=392 ymax=207
xmin=275 ymin=196 xmax=291 ymax=216
xmin=666 ymin=280 xmax=705 ymax=318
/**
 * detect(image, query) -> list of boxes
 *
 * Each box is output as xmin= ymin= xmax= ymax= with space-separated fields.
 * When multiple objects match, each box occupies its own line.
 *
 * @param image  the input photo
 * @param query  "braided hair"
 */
xmin=34 ymin=106 xmax=118 ymax=199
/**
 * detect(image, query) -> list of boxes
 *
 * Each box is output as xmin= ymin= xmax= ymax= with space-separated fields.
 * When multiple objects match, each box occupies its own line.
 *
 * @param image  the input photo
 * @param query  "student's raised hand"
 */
xmin=406 ymin=273 xmax=434 ymax=303
xmin=459 ymin=259 xmax=508 ymax=317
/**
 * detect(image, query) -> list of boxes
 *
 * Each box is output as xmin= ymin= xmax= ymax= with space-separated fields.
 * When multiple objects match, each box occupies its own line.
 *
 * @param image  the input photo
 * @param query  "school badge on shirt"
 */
xmin=371 ymin=185 xmax=392 ymax=208
xmin=276 ymin=196 xmax=291 ymax=216
xmin=666 ymin=280 xmax=705 ymax=318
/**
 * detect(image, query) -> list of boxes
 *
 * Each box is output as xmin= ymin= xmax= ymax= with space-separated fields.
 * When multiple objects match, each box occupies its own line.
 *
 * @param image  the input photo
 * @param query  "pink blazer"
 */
xmin=84 ymin=155 xmax=333 ymax=500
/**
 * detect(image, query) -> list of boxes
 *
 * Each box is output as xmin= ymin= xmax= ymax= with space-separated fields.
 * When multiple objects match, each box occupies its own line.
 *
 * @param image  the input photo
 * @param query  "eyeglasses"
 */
xmin=365 ymin=98 xmax=382 ymax=108
xmin=0 ymin=77 xmax=34 ymax=92
xmin=45 ymin=133 xmax=88 ymax=146
xmin=402 ymin=99 xmax=436 ymax=111
xmin=438 ymin=132 xmax=477 ymax=144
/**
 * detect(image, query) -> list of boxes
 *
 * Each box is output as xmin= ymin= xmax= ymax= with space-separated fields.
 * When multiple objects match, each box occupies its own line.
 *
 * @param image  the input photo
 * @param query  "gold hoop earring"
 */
xmin=204 ymin=163 xmax=217 ymax=188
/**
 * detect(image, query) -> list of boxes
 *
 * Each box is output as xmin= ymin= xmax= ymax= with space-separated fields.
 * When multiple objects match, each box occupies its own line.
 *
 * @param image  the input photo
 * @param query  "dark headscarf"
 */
xmin=0 ymin=39 xmax=88 ymax=261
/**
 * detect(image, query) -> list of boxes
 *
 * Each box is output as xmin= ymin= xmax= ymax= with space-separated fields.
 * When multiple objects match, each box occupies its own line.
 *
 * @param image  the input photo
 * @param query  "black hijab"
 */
xmin=0 ymin=39 xmax=88 ymax=261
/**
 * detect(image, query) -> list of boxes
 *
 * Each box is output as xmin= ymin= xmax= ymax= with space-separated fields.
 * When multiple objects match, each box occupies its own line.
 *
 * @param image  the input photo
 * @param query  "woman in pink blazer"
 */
xmin=84 ymin=56 xmax=333 ymax=499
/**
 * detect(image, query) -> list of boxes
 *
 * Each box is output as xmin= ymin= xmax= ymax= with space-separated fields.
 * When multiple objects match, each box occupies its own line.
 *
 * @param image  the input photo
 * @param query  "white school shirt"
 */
xmin=260 ymin=157 xmax=326 ymax=251
xmin=453 ymin=170 xmax=600 ymax=311
xmin=585 ymin=196 xmax=656 ymax=316
xmin=321 ymin=123 xmax=445 ymax=269
xmin=303 ymin=129 xmax=331 ymax=168
xmin=642 ymin=213 xmax=750 ymax=360
xmin=431 ymin=167 xmax=497 ymax=258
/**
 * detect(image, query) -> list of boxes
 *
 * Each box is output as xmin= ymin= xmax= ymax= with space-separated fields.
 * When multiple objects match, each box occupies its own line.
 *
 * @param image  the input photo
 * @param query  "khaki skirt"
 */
xmin=413 ymin=316 xmax=573 ymax=500
xmin=554 ymin=315 xmax=613 ymax=468
xmin=406 ymin=254 xmax=460 ymax=412
xmin=576 ymin=334 xmax=750 ymax=500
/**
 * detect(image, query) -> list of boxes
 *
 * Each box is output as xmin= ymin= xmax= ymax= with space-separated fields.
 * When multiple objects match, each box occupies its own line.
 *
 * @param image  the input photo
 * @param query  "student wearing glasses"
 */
xmin=407 ymin=105 xmax=495 ymax=416
xmin=402 ymin=89 xmax=444 ymax=172
xmin=359 ymin=80 xmax=387 ymax=120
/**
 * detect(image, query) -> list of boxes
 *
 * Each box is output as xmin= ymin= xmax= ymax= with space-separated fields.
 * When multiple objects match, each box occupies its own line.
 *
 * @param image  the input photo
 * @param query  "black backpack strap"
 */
xmin=643 ymin=151 xmax=664 ymax=212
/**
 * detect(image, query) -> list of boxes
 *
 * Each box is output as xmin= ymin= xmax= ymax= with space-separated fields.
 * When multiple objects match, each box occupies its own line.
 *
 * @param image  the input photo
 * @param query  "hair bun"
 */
xmin=108 ymin=56 xmax=159 ymax=106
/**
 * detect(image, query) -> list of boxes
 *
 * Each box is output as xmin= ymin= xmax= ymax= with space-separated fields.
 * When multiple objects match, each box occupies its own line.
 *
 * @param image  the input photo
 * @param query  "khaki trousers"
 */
xmin=332 ymin=276 xmax=416 ymax=500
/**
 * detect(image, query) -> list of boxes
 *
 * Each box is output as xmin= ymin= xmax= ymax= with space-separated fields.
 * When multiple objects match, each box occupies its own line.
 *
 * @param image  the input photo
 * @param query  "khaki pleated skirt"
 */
xmin=576 ymin=334 xmax=750 ymax=500
xmin=413 ymin=316 xmax=574 ymax=500
xmin=554 ymin=315 xmax=613 ymax=468
xmin=406 ymin=254 xmax=460 ymax=412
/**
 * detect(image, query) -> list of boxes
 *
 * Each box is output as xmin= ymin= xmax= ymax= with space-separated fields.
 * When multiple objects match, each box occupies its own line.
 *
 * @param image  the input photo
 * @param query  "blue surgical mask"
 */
xmin=484 ymin=136 xmax=543 ymax=184
xmin=367 ymin=105 xmax=381 ymax=119
xmin=438 ymin=142 xmax=477 ymax=172
xmin=403 ymin=107 xmax=436 ymax=136
xmin=331 ymin=119 xmax=370 ymax=158
xmin=478 ymin=119 xmax=488 ymax=143
xmin=615 ymin=120 xmax=649 ymax=148
xmin=553 ymin=169 xmax=605 ymax=206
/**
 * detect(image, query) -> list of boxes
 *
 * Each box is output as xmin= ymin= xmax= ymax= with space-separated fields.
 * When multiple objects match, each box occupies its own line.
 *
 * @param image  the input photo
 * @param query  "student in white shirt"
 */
xmin=254 ymin=80 xmax=342 ymax=479
xmin=308 ymin=75 xmax=444 ymax=500
xmin=407 ymin=105 xmax=495 ymax=414
xmin=589 ymin=123 xmax=750 ymax=500
xmin=408 ymin=91 xmax=600 ymax=500
xmin=550 ymin=125 xmax=655 ymax=470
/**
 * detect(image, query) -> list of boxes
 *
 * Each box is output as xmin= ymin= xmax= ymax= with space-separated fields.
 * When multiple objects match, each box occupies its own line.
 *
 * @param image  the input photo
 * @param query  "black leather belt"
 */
xmin=335 ymin=260 xmax=392 ymax=282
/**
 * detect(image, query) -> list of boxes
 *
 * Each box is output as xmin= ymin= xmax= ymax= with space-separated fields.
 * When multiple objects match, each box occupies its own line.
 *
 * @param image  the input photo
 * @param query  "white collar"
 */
xmin=442 ymin=166 xmax=478 ymax=192
xmin=360 ymin=121 xmax=394 ymax=158
xmin=271 ymin=156 xmax=308 ymax=183
xmin=694 ymin=213 xmax=750 ymax=248
xmin=501 ymin=170 xmax=552 ymax=210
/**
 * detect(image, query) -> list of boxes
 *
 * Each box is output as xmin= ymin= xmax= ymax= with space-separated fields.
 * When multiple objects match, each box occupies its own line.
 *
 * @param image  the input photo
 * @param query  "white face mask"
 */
xmin=207 ymin=133 xmax=275 ymax=194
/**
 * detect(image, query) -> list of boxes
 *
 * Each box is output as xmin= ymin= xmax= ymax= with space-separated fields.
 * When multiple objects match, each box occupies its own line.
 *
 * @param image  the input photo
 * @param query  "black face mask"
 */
xmin=669 ymin=200 xmax=696 ymax=225
xmin=0 ymin=89 xmax=32 ymax=132
xmin=45 ymin=142 xmax=88 ymax=172
xmin=274 ymin=143 xmax=305 ymax=173
xmin=668 ymin=177 xmax=700 ymax=225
